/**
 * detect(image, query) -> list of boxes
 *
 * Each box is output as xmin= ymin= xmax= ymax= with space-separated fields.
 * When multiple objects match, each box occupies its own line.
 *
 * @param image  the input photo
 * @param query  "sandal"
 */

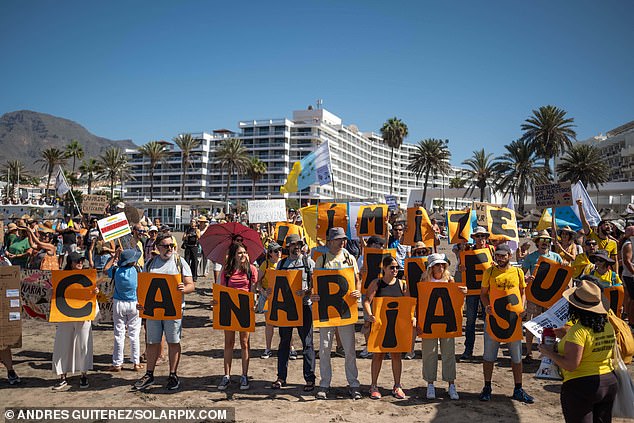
xmin=303 ymin=381 xmax=315 ymax=392
xmin=271 ymin=379 xmax=286 ymax=389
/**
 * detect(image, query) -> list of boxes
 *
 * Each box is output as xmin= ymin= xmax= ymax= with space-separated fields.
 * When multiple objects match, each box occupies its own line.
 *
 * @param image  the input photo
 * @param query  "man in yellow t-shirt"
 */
xmin=571 ymin=238 xmax=599 ymax=278
xmin=479 ymin=244 xmax=533 ymax=404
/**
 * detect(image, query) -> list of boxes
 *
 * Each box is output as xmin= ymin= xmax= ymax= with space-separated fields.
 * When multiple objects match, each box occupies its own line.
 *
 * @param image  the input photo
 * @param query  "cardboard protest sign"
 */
xmin=605 ymin=285 xmax=624 ymax=317
xmin=212 ymin=284 xmax=255 ymax=332
xmin=265 ymin=270 xmax=304 ymax=327
xmin=137 ymin=273 xmax=182 ymax=320
xmin=274 ymin=222 xmax=305 ymax=247
xmin=534 ymin=182 xmax=573 ymax=208
xmin=248 ymin=199 xmax=287 ymax=224
xmin=526 ymin=257 xmax=573 ymax=308
xmin=299 ymin=205 xmax=318 ymax=249
xmin=81 ymin=194 xmax=109 ymax=215
xmin=417 ymin=282 xmax=463 ymax=339
xmin=312 ymin=267 xmax=358 ymax=328
xmin=385 ymin=195 xmax=398 ymax=210
xmin=403 ymin=207 xmax=435 ymax=247
xmin=49 ymin=270 xmax=98 ymax=322
xmin=447 ymin=209 xmax=472 ymax=244
xmin=486 ymin=206 xmax=519 ymax=242
xmin=460 ymin=249 xmax=493 ymax=295
xmin=404 ymin=257 xmax=428 ymax=300
xmin=348 ymin=201 xmax=373 ymax=240
xmin=523 ymin=297 xmax=569 ymax=342
xmin=317 ymin=202 xmax=348 ymax=241
xmin=368 ymin=296 xmax=416 ymax=353
xmin=486 ymin=286 xmax=524 ymax=343
xmin=357 ymin=204 xmax=388 ymax=238
xmin=20 ymin=270 xmax=52 ymax=321
xmin=98 ymin=212 xmax=132 ymax=242
xmin=96 ymin=273 xmax=114 ymax=323
xmin=473 ymin=202 xmax=496 ymax=226
xmin=0 ymin=266 xmax=22 ymax=349
xmin=361 ymin=248 xmax=397 ymax=294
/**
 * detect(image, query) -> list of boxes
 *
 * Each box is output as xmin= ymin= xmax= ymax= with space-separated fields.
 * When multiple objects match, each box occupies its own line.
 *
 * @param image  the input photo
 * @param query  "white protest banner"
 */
xmin=97 ymin=212 xmax=131 ymax=242
xmin=247 ymin=199 xmax=287 ymax=224
xmin=522 ymin=297 xmax=569 ymax=342
xmin=534 ymin=182 xmax=573 ymax=208
xmin=81 ymin=194 xmax=109 ymax=215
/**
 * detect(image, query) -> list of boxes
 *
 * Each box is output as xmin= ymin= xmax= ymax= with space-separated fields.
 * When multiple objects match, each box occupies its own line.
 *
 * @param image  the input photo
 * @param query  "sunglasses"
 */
xmin=272 ymin=249 xmax=282 ymax=253
xmin=388 ymin=265 xmax=399 ymax=270
xmin=158 ymin=244 xmax=175 ymax=249
xmin=473 ymin=234 xmax=487 ymax=238
xmin=585 ymin=242 xmax=597 ymax=246
xmin=393 ymin=228 xmax=403 ymax=232
xmin=537 ymin=238 xmax=551 ymax=243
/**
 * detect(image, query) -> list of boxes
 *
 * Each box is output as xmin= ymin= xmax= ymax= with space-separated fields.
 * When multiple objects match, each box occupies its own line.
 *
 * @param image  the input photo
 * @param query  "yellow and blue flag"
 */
xmin=280 ymin=141 xmax=332 ymax=194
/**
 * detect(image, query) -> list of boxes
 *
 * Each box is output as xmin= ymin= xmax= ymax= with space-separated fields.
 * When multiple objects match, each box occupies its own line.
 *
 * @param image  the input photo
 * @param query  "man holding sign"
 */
xmin=134 ymin=234 xmax=195 ymax=392
xmin=479 ymin=244 xmax=534 ymax=404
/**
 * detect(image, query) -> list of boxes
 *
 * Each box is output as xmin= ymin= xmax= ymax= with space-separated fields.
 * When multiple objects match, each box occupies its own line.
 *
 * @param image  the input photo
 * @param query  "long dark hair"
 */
xmin=225 ymin=242 xmax=249 ymax=276
xmin=568 ymin=304 xmax=608 ymax=333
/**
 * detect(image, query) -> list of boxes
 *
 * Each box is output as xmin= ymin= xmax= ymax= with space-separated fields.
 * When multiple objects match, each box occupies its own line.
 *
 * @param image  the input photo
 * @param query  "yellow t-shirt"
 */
xmin=557 ymin=321 xmax=615 ymax=382
xmin=258 ymin=260 xmax=279 ymax=290
xmin=587 ymin=269 xmax=622 ymax=288
xmin=572 ymin=253 xmax=594 ymax=278
xmin=588 ymin=230 xmax=618 ymax=258
xmin=482 ymin=266 xmax=526 ymax=291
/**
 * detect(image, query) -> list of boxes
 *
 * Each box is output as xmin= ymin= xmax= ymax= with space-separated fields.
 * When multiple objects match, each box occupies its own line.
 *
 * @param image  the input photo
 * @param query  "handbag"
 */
xmin=612 ymin=343 xmax=634 ymax=418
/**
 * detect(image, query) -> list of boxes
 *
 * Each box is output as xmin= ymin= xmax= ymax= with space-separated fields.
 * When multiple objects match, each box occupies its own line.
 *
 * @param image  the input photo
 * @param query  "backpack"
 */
xmin=279 ymin=255 xmax=313 ymax=290
xmin=317 ymin=249 xmax=354 ymax=268
xmin=608 ymin=309 xmax=634 ymax=364
xmin=146 ymin=253 xmax=183 ymax=275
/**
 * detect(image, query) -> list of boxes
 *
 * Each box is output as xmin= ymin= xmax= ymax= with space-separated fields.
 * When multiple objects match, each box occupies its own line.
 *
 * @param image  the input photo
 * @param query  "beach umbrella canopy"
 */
xmin=600 ymin=209 xmax=620 ymax=221
xmin=199 ymin=222 xmax=264 ymax=263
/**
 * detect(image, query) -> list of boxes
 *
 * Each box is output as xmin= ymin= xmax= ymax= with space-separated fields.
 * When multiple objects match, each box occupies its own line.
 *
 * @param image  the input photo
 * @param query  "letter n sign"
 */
xmin=49 ymin=269 xmax=98 ymax=322
xmin=212 ymin=284 xmax=255 ymax=332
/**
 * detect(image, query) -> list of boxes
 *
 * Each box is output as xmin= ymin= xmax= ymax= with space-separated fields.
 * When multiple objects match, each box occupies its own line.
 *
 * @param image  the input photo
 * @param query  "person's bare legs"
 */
xmin=145 ymin=343 xmax=161 ymax=371
xmin=265 ymin=324 xmax=274 ymax=351
xmin=168 ymin=343 xmax=181 ymax=373
xmin=391 ymin=353 xmax=402 ymax=386
xmin=224 ymin=331 xmax=236 ymax=376
xmin=483 ymin=360 xmax=494 ymax=382
xmin=370 ymin=353 xmax=384 ymax=386
xmin=239 ymin=332 xmax=250 ymax=375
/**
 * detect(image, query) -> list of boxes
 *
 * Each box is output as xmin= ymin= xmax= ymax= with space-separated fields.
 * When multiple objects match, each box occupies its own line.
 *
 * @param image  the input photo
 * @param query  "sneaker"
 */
xmin=217 ymin=375 xmax=230 ymax=391
xmin=52 ymin=378 xmax=69 ymax=391
xmin=512 ymin=387 xmax=534 ymax=404
xmin=349 ymin=387 xmax=362 ymax=400
xmin=459 ymin=353 xmax=473 ymax=361
xmin=240 ymin=375 xmax=250 ymax=391
xmin=359 ymin=348 xmax=372 ymax=359
xmin=479 ymin=385 xmax=492 ymax=401
xmin=289 ymin=349 xmax=298 ymax=360
xmin=334 ymin=346 xmax=345 ymax=358
xmin=133 ymin=373 xmax=154 ymax=391
xmin=166 ymin=374 xmax=180 ymax=391
xmin=426 ymin=383 xmax=436 ymax=399
xmin=393 ymin=384 xmax=406 ymax=399
xmin=261 ymin=349 xmax=272 ymax=359
xmin=79 ymin=376 xmax=89 ymax=389
xmin=369 ymin=385 xmax=381 ymax=400
xmin=404 ymin=351 xmax=415 ymax=360
xmin=315 ymin=388 xmax=328 ymax=400
xmin=7 ymin=372 xmax=21 ymax=385
xmin=448 ymin=384 xmax=459 ymax=400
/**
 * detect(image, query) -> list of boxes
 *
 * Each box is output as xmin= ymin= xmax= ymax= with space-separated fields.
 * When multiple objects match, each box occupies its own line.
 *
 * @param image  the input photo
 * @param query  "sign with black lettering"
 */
xmin=460 ymin=249 xmax=493 ymax=295
xmin=417 ymin=282 xmax=464 ymax=338
xmin=357 ymin=204 xmax=388 ymax=238
xmin=361 ymin=248 xmax=397 ymax=294
xmin=212 ymin=284 xmax=255 ymax=332
xmin=265 ymin=270 xmax=303 ymax=327
xmin=526 ymin=257 xmax=573 ymax=308
xmin=486 ymin=286 xmax=524 ymax=342
xmin=534 ymin=182 xmax=573 ymax=208
xmin=473 ymin=201 xmax=495 ymax=226
xmin=447 ymin=209 xmax=471 ymax=244
xmin=404 ymin=207 xmax=435 ymax=247
xmin=312 ymin=267 xmax=358 ymax=328
xmin=138 ymin=273 xmax=182 ymax=320
xmin=274 ymin=222 xmax=305 ymax=247
xmin=317 ymin=202 xmax=348 ymax=242
xmin=605 ymin=285 xmax=624 ymax=318
xmin=0 ymin=266 xmax=22 ymax=349
xmin=49 ymin=270 xmax=97 ymax=322
xmin=404 ymin=257 xmax=428 ymax=300
xmin=368 ymin=296 xmax=416 ymax=353
xmin=486 ymin=206 xmax=519 ymax=242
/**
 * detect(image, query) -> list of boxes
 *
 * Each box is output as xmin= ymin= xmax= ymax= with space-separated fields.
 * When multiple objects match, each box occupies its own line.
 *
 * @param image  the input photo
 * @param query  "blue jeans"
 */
xmin=277 ymin=304 xmax=315 ymax=383
xmin=463 ymin=295 xmax=481 ymax=355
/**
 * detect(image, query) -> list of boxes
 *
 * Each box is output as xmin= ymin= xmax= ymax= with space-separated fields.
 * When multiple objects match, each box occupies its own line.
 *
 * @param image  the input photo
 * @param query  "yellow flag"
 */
xmin=299 ymin=205 xmax=318 ymax=249
xmin=280 ymin=161 xmax=301 ymax=194
xmin=536 ymin=209 xmax=552 ymax=231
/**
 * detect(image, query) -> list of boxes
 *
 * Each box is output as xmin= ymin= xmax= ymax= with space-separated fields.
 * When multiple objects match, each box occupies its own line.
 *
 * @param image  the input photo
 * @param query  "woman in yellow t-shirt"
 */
xmin=539 ymin=280 xmax=617 ymax=423
xmin=257 ymin=242 xmax=282 ymax=359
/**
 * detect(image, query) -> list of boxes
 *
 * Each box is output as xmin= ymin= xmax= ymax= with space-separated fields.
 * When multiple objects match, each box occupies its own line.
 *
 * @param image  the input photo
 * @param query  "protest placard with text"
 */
xmin=212 ymin=284 xmax=255 ymax=332
xmin=248 ymin=199 xmax=287 ymax=224
xmin=274 ymin=222 xmax=305 ymax=247
xmin=460 ymin=248 xmax=493 ymax=295
xmin=526 ymin=257 xmax=573 ymax=308
xmin=265 ymin=270 xmax=304 ymax=327
xmin=357 ymin=204 xmax=388 ymax=238
xmin=361 ymin=248 xmax=397 ymax=294
xmin=137 ymin=273 xmax=182 ymax=320
xmin=312 ymin=267 xmax=358 ymax=328
xmin=486 ymin=286 xmax=524 ymax=343
xmin=447 ymin=209 xmax=472 ymax=244
xmin=81 ymin=194 xmax=109 ymax=215
xmin=368 ymin=296 xmax=416 ymax=353
xmin=417 ymin=282 xmax=464 ymax=339
xmin=317 ymin=203 xmax=348 ymax=241
xmin=486 ymin=205 xmax=519 ymax=242
xmin=49 ymin=270 xmax=97 ymax=322
xmin=534 ymin=182 xmax=573 ymax=208
xmin=0 ymin=266 xmax=22 ymax=349
xmin=404 ymin=257 xmax=428 ymax=300
xmin=403 ymin=207 xmax=435 ymax=247
xmin=605 ymin=285 xmax=624 ymax=318
xmin=97 ymin=212 xmax=131 ymax=242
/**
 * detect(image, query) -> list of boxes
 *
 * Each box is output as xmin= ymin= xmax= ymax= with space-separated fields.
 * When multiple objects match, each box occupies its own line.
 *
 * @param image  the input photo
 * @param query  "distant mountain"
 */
xmin=0 ymin=110 xmax=137 ymax=173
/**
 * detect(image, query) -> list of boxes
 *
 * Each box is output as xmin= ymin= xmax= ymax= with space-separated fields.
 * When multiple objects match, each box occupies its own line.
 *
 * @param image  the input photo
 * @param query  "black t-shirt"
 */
xmin=183 ymin=227 xmax=198 ymax=249
xmin=62 ymin=229 xmax=77 ymax=245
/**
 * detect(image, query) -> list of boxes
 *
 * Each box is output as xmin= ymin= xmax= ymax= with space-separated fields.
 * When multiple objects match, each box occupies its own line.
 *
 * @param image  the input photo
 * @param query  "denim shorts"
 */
xmin=146 ymin=319 xmax=182 ymax=344
xmin=483 ymin=322 xmax=522 ymax=363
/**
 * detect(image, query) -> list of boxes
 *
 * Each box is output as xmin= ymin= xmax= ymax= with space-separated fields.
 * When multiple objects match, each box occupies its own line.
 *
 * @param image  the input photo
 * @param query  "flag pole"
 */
xmin=326 ymin=141 xmax=337 ymax=199
xmin=59 ymin=166 xmax=82 ymax=218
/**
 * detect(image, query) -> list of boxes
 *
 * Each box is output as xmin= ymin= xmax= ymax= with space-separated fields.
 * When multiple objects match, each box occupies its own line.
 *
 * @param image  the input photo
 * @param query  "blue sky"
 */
xmin=1 ymin=0 xmax=633 ymax=165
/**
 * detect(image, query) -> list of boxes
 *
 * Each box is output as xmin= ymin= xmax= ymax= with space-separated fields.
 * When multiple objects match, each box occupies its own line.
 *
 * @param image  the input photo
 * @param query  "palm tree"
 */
xmin=138 ymin=141 xmax=168 ymax=201
xmin=35 ymin=148 xmax=67 ymax=199
xmin=449 ymin=177 xmax=465 ymax=189
xmin=520 ymin=105 xmax=576 ymax=177
xmin=246 ymin=157 xmax=268 ymax=199
xmin=494 ymin=139 xmax=550 ymax=213
xmin=2 ymin=160 xmax=30 ymax=199
xmin=556 ymin=143 xmax=609 ymax=191
xmin=462 ymin=149 xmax=496 ymax=202
xmin=78 ymin=158 xmax=102 ymax=194
xmin=98 ymin=147 xmax=129 ymax=201
xmin=65 ymin=139 xmax=84 ymax=174
xmin=173 ymin=133 xmax=200 ymax=201
xmin=406 ymin=138 xmax=451 ymax=205
xmin=215 ymin=138 xmax=250 ymax=203
xmin=380 ymin=117 xmax=409 ymax=195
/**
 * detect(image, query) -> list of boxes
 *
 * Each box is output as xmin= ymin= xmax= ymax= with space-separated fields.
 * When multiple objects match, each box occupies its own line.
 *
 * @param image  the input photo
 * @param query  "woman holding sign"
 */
xmin=216 ymin=242 xmax=258 ymax=391
xmin=419 ymin=253 xmax=466 ymax=400
xmin=363 ymin=256 xmax=410 ymax=400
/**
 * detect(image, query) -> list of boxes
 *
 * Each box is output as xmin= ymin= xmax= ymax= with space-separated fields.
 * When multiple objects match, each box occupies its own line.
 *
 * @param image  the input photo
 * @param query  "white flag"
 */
xmin=571 ymin=181 xmax=601 ymax=227
xmin=55 ymin=167 xmax=70 ymax=196
xmin=505 ymin=195 xmax=518 ymax=254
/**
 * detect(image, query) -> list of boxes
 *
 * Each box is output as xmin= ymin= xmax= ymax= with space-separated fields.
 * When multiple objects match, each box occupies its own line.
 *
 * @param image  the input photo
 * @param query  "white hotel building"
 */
xmin=124 ymin=107 xmax=472 ymax=210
